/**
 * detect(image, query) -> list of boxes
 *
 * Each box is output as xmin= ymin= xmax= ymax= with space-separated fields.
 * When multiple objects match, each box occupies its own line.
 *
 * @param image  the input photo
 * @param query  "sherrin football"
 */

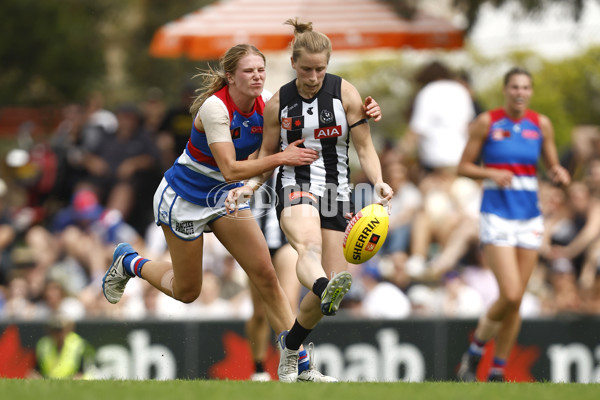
xmin=343 ymin=203 xmax=389 ymax=264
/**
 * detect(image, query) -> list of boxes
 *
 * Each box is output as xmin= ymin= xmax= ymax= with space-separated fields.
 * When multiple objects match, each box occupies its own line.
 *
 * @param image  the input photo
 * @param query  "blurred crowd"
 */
xmin=1 ymin=63 xmax=599 ymax=323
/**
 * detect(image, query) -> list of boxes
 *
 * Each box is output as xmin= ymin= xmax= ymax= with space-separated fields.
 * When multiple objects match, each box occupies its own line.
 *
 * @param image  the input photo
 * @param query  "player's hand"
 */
xmin=374 ymin=182 xmax=394 ymax=214
xmin=282 ymin=139 xmax=319 ymax=166
xmin=548 ymin=164 xmax=571 ymax=187
xmin=491 ymin=169 xmax=513 ymax=188
xmin=363 ymin=96 xmax=382 ymax=122
xmin=224 ymin=185 xmax=254 ymax=216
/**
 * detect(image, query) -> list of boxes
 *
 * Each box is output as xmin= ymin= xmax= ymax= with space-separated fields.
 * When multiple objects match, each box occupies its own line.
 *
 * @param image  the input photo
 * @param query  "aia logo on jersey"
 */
xmin=314 ymin=125 xmax=342 ymax=139
xmin=522 ymin=129 xmax=540 ymax=139
xmin=231 ymin=127 xmax=241 ymax=140
xmin=250 ymin=126 xmax=263 ymax=134
xmin=491 ymin=128 xmax=510 ymax=140
xmin=365 ymin=234 xmax=380 ymax=251
xmin=281 ymin=116 xmax=304 ymax=131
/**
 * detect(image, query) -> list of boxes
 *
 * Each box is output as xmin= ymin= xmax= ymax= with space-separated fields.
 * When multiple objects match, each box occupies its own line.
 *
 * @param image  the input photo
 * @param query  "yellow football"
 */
xmin=343 ymin=203 xmax=389 ymax=264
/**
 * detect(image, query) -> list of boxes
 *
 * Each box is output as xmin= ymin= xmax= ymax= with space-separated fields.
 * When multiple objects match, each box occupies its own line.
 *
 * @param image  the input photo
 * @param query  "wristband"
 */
xmin=245 ymin=177 xmax=261 ymax=191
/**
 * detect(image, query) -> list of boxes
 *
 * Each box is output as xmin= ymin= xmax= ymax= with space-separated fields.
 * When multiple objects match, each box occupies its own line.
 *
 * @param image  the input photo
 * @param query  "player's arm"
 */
xmin=539 ymin=114 xmax=570 ymax=186
xmin=245 ymin=92 xmax=286 ymax=190
xmin=343 ymin=79 xmax=393 ymax=203
xmin=457 ymin=112 xmax=512 ymax=187
xmin=201 ymin=98 xmax=316 ymax=183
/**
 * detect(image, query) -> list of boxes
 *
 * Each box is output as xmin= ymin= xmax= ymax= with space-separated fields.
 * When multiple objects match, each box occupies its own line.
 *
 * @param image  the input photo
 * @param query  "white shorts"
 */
xmin=153 ymin=178 xmax=249 ymax=241
xmin=479 ymin=212 xmax=544 ymax=249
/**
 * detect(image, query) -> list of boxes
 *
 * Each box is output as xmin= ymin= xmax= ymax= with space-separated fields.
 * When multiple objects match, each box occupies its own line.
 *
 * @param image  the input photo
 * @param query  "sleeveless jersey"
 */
xmin=480 ymin=108 xmax=543 ymax=220
xmin=164 ymin=86 xmax=267 ymax=207
xmin=276 ymin=73 xmax=351 ymax=201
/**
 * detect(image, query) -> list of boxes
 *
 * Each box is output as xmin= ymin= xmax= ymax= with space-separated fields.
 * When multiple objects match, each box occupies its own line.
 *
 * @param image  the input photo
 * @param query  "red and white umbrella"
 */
xmin=149 ymin=0 xmax=464 ymax=60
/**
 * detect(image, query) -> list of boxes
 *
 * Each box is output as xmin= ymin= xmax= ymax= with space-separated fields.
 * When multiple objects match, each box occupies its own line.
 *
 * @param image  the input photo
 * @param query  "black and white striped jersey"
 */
xmin=276 ymin=73 xmax=351 ymax=202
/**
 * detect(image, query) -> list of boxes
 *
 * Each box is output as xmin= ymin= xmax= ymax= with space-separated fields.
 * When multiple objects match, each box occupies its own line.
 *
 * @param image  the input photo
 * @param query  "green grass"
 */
xmin=1 ymin=380 xmax=600 ymax=400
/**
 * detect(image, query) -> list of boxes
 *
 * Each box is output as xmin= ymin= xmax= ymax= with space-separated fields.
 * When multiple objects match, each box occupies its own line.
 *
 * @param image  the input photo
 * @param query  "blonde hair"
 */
xmin=285 ymin=18 xmax=332 ymax=63
xmin=189 ymin=44 xmax=266 ymax=115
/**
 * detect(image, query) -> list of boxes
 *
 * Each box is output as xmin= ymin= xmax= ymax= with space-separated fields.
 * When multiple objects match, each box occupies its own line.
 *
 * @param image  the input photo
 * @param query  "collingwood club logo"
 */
xmin=320 ymin=109 xmax=334 ymax=124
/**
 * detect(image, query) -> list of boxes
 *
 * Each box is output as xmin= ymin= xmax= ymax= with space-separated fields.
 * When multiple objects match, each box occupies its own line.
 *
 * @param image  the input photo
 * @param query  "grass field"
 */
xmin=1 ymin=380 xmax=600 ymax=400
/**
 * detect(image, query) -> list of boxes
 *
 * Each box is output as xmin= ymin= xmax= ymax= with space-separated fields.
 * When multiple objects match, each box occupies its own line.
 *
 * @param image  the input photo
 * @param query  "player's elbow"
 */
xmin=457 ymin=162 xmax=469 ymax=177
xmin=221 ymin=171 xmax=239 ymax=183
xmin=221 ymin=167 xmax=248 ymax=183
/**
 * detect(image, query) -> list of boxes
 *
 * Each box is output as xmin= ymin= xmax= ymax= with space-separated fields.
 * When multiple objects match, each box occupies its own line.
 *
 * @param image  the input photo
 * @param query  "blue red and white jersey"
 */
xmin=164 ymin=86 xmax=268 ymax=207
xmin=480 ymin=108 xmax=543 ymax=220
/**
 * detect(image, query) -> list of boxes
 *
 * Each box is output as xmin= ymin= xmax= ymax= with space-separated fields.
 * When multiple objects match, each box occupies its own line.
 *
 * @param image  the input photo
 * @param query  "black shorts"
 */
xmin=275 ymin=185 xmax=353 ymax=232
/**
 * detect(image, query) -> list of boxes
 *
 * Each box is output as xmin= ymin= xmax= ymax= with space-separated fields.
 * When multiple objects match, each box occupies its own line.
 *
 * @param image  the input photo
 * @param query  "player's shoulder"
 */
xmin=261 ymin=89 xmax=273 ymax=103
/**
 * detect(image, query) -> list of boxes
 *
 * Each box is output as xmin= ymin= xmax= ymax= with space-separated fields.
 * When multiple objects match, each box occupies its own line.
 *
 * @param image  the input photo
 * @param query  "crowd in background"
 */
xmin=1 ymin=62 xmax=599 ymax=323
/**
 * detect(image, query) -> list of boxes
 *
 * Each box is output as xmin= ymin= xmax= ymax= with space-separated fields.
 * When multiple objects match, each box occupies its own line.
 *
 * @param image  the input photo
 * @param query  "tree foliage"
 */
xmin=0 ymin=0 xmax=106 ymax=105
xmin=0 ymin=0 xmax=211 ymax=107
xmin=451 ymin=0 xmax=595 ymax=32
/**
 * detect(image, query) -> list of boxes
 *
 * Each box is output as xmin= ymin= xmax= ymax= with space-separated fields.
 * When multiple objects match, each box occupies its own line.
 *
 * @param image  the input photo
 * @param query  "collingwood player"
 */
xmin=225 ymin=18 xmax=393 ymax=378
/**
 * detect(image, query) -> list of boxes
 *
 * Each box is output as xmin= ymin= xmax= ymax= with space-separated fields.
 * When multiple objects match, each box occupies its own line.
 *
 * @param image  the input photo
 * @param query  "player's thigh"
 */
xmin=483 ymin=244 xmax=523 ymax=301
xmin=516 ymin=247 xmax=540 ymax=287
xmin=279 ymin=204 xmax=322 ymax=251
xmin=161 ymin=225 xmax=205 ymax=294
xmin=211 ymin=210 xmax=274 ymax=283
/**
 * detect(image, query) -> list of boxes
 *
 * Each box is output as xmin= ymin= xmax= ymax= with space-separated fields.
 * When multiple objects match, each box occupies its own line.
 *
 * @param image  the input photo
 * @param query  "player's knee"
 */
xmin=296 ymin=241 xmax=323 ymax=259
xmin=176 ymin=287 xmax=201 ymax=304
xmin=250 ymin=310 xmax=267 ymax=324
xmin=252 ymin=267 xmax=280 ymax=295
xmin=503 ymin=292 xmax=522 ymax=310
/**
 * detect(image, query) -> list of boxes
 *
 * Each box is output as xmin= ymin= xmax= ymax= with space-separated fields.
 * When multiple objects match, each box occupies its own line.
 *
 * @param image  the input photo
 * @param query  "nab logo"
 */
xmin=365 ymin=234 xmax=380 ymax=251
xmin=314 ymin=125 xmax=342 ymax=139
xmin=231 ymin=127 xmax=241 ymax=140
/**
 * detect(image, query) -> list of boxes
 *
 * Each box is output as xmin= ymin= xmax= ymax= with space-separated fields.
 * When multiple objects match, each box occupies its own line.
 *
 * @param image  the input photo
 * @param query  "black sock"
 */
xmin=285 ymin=320 xmax=312 ymax=351
xmin=312 ymin=277 xmax=329 ymax=298
xmin=255 ymin=361 xmax=264 ymax=373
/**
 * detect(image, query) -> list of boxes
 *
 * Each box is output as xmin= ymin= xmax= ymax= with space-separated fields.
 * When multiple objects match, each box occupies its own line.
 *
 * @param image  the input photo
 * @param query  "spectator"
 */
xmin=359 ymin=262 xmax=411 ymax=319
xmin=401 ymin=60 xmax=476 ymax=178
xmin=30 ymin=314 xmax=96 ymax=379
xmin=34 ymin=279 xmax=86 ymax=321
xmin=50 ymin=103 xmax=106 ymax=205
xmin=2 ymin=276 xmax=38 ymax=320
xmin=560 ymin=125 xmax=600 ymax=182
xmin=0 ymin=179 xmax=17 ymax=287
xmin=378 ymin=154 xmax=422 ymax=259
xmin=436 ymin=270 xmax=484 ymax=318
xmin=156 ymin=84 xmax=196 ymax=168
xmin=456 ymin=69 xmax=485 ymax=117
xmin=84 ymin=91 xmax=118 ymax=138
xmin=86 ymin=104 xmax=162 ymax=235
